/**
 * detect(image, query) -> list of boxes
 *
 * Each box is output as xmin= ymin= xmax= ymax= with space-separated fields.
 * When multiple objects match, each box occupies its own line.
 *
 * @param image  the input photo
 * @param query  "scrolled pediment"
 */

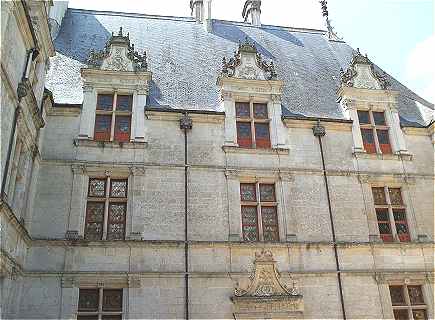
xmin=86 ymin=27 xmax=147 ymax=72
xmin=220 ymin=38 xmax=277 ymax=81
xmin=340 ymin=48 xmax=390 ymax=90
xmin=232 ymin=250 xmax=303 ymax=319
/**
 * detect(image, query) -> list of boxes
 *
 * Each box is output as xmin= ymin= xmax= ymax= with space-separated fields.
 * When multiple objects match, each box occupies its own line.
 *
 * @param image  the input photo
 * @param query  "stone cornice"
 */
xmin=81 ymin=68 xmax=152 ymax=92
xmin=145 ymin=110 xmax=225 ymax=124
xmin=0 ymin=199 xmax=32 ymax=245
xmin=337 ymin=86 xmax=399 ymax=103
xmin=217 ymin=77 xmax=284 ymax=96
xmin=282 ymin=118 xmax=352 ymax=131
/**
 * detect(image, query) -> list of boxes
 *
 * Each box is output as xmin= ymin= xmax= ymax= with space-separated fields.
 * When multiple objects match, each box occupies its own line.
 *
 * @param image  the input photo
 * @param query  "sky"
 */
xmin=68 ymin=0 xmax=434 ymax=103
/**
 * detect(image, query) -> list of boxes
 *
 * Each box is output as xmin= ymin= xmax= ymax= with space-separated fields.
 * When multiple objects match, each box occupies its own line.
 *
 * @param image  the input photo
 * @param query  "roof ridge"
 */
xmin=67 ymin=8 xmax=329 ymax=35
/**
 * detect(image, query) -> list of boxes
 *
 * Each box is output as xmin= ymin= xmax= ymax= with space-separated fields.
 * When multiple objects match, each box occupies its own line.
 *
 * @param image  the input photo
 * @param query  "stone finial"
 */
xmin=242 ymin=0 xmax=261 ymax=26
xmin=319 ymin=0 xmax=341 ymax=41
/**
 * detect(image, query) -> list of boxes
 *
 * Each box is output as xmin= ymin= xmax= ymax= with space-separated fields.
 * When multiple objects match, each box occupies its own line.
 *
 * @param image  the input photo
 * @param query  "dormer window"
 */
xmin=358 ymin=110 xmax=391 ymax=154
xmin=94 ymin=93 xmax=132 ymax=142
xmin=236 ymin=102 xmax=271 ymax=149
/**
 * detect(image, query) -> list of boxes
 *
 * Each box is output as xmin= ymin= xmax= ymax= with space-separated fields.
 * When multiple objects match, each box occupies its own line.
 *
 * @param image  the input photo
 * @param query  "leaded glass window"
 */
xmin=235 ymin=101 xmax=271 ymax=149
xmin=389 ymin=285 xmax=427 ymax=320
xmin=357 ymin=110 xmax=392 ymax=154
xmin=372 ymin=186 xmax=410 ymax=243
xmin=78 ymin=288 xmax=123 ymax=319
xmin=85 ymin=177 xmax=127 ymax=241
xmin=240 ymin=182 xmax=279 ymax=242
xmin=94 ymin=93 xmax=132 ymax=143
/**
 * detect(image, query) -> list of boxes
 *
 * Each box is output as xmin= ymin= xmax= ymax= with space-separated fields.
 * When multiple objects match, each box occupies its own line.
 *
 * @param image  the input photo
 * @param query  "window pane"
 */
xmin=259 ymin=184 xmax=275 ymax=202
xmin=107 ymin=203 xmax=126 ymax=240
xmin=361 ymin=129 xmax=376 ymax=153
xmin=393 ymin=309 xmax=409 ymax=320
xmin=110 ymin=179 xmax=128 ymax=198
xmin=372 ymin=187 xmax=387 ymax=205
xmin=390 ymin=286 xmax=406 ymax=306
xmin=116 ymin=95 xmax=132 ymax=111
xmin=253 ymin=103 xmax=268 ymax=119
xmin=114 ymin=116 xmax=131 ymax=142
xmin=89 ymin=179 xmax=106 ymax=197
xmin=94 ymin=115 xmax=112 ymax=141
xmin=254 ymin=123 xmax=271 ymax=149
xmin=235 ymin=102 xmax=250 ymax=117
xmin=85 ymin=202 xmax=104 ymax=241
xmin=408 ymin=286 xmax=425 ymax=305
xmin=357 ymin=110 xmax=370 ymax=124
xmin=78 ymin=289 xmax=99 ymax=312
xmin=373 ymin=111 xmax=386 ymax=125
xmin=240 ymin=183 xmax=256 ymax=201
xmin=97 ymin=94 xmax=114 ymax=110
xmin=376 ymin=208 xmax=389 ymax=221
xmin=102 ymin=289 xmax=123 ymax=312
xmin=389 ymin=188 xmax=403 ymax=205
xmin=377 ymin=130 xmax=392 ymax=154
xmin=412 ymin=309 xmax=427 ymax=320
xmin=261 ymin=207 xmax=279 ymax=242
xmin=237 ymin=122 xmax=252 ymax=148
xmin=241 ymin=206 xmax=258 ymax=242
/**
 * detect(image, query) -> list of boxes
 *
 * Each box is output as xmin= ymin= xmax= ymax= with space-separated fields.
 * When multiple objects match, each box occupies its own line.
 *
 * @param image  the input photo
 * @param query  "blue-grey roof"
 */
xmin=46 ymin=9 xmax=433 ymax=126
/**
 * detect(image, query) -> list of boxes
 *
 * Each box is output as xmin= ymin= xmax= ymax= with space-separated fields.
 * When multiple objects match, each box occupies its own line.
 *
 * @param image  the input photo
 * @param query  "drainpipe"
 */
xmin=180 ymin=112 xmax=192 ymax=320
xmin=1 ymin=47 xmax=37 ymax=200
xmin=312 ymin=120 xmax=347 ymax=320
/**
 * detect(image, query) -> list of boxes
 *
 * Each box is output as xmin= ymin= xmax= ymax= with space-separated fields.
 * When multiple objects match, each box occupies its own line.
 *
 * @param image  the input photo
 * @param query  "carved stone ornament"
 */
xmin=340 ymin=48 xmax=390 ymax=90
xmin=86 ymin=27 xmax=147 ymax=72
xmin=232 ymin=250 xmax=303 ymax=318
xmin=221 ymin=37 xmax=277 ymax=81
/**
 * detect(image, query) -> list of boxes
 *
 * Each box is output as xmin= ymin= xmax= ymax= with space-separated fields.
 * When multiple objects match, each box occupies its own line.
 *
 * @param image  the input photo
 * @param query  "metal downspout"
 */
xmin=312 ymin=120 xmax=347 ymax=320
xmin=180 ymin=113 xmax=192 ymax=320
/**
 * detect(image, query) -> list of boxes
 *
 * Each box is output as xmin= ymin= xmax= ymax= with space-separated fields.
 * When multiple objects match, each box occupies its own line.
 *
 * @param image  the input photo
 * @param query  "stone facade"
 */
xmin=1 ymin=1 xmax=434 ymax=320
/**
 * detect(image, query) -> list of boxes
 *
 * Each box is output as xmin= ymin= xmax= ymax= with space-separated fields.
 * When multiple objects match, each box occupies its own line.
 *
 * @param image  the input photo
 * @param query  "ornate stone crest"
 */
xmin=221 ymin=38 xmax=277 ymax=81
xmin=340 ymin=48 xmax=390 ymax=90
xmin=232 ymin=250 xmax=303 ymax=319
xmin=86 ymin=27 xmax=147 ymax=72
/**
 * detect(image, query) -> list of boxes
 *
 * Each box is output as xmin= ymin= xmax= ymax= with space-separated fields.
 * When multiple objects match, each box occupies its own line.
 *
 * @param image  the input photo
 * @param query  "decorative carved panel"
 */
xmin=232 ymin=250 xmax=303 ymax=319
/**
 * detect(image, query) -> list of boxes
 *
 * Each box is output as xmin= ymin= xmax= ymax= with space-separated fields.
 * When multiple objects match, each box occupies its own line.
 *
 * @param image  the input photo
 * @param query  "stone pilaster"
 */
xmin=222 ymin=91 xmax=237 ymax=146
xmin=127 ymin=166 xmax=146 ymax=240
xmin=225 ymin=169 xmax=242 ymax=241
xmin=132 ymin=88 xmax=147 ymax=142
xmin=66 ymin=164 xmax=87 ymax=239
xmin=78 ymin=85 xmax=96 ymax=140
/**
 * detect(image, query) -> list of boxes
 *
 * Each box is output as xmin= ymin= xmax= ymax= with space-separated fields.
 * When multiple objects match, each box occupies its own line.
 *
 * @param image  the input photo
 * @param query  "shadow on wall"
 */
xmin=54 ymin=9 xmax=111 ymax=63
xmin=212 ymin=21 xmax=274 ymax=59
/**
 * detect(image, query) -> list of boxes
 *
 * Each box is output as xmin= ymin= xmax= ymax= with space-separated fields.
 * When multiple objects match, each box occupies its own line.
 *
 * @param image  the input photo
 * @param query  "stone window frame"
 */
xmin=358 ymin=175 xmax=419 ymax=243
xmin=357 ymin=109 xmax=392 ymax=154
xmin=94 ymin=92 xmax=133 ymax=143
xmin=226 ymin=170 xmax=289 ymax=242
xmin=343 ymin=99 xmax=410 ymax=159
xmin=66 ymin=166 xmax=140 ymax=241
xmin=77 ymin=287 xmax=123 ymax=319
xmin=371 ymin=186 xmax=410 ymax=243
xmin=235 ymin=100 xmax=271 ymax=149
xmin=388 ymin=284 xmax=428 ymax=320
xmin=240 ymin=182 xmax=279 ymax=242
xmin=84 ymin=176 xmax=128 ymax=241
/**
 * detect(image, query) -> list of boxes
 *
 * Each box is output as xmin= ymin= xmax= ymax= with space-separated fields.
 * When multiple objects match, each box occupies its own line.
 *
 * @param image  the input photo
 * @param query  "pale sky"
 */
xmin=68 ymin=0 xmax=434 ymax=104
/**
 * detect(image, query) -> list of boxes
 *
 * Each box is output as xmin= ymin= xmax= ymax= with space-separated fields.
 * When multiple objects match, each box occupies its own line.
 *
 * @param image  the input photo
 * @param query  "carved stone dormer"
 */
xmin=232 ymin=250 xmax=303 ymax=319
xmin=79 ymin=27 xmax=152 ymax=143
xmin=340 ymin=48 xmax=390 ymax=90
xmin=87 ymin=27 xmax=147 ymax=72
xmin=220 ymin=38 xmax=276 ymax=81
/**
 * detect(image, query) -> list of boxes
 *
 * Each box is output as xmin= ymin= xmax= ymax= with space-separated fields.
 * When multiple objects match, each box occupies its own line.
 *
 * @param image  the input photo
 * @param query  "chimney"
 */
xmin=242 ymin=0 xmax=261 ymax=26
xmin=190 ymin=0 xmax=212 ymax=31
xmin=190 ymin=0 xmax=204 ymax=22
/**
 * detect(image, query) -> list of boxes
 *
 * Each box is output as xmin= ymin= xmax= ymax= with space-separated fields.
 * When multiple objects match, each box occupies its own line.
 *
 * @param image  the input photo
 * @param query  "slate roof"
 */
xmin=46 ymin=9 xmax=434 ymax=127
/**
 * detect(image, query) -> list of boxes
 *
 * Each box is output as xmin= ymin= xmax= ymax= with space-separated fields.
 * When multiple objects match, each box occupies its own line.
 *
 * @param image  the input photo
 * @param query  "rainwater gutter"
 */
xmin=179 ymin=112 xmax=193 ymax=320
xmin=312 ymin=120 xmax=347 ymax=320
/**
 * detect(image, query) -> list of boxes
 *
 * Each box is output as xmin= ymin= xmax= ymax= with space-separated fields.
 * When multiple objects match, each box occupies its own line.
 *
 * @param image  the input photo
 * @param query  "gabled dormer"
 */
xmin=217 ymin=38 xmax=288 ymax=152
xmin=338 ymin=49 xmax=410 ymax=159
xmin=78 ymin=27 xmax=151 ymax=145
